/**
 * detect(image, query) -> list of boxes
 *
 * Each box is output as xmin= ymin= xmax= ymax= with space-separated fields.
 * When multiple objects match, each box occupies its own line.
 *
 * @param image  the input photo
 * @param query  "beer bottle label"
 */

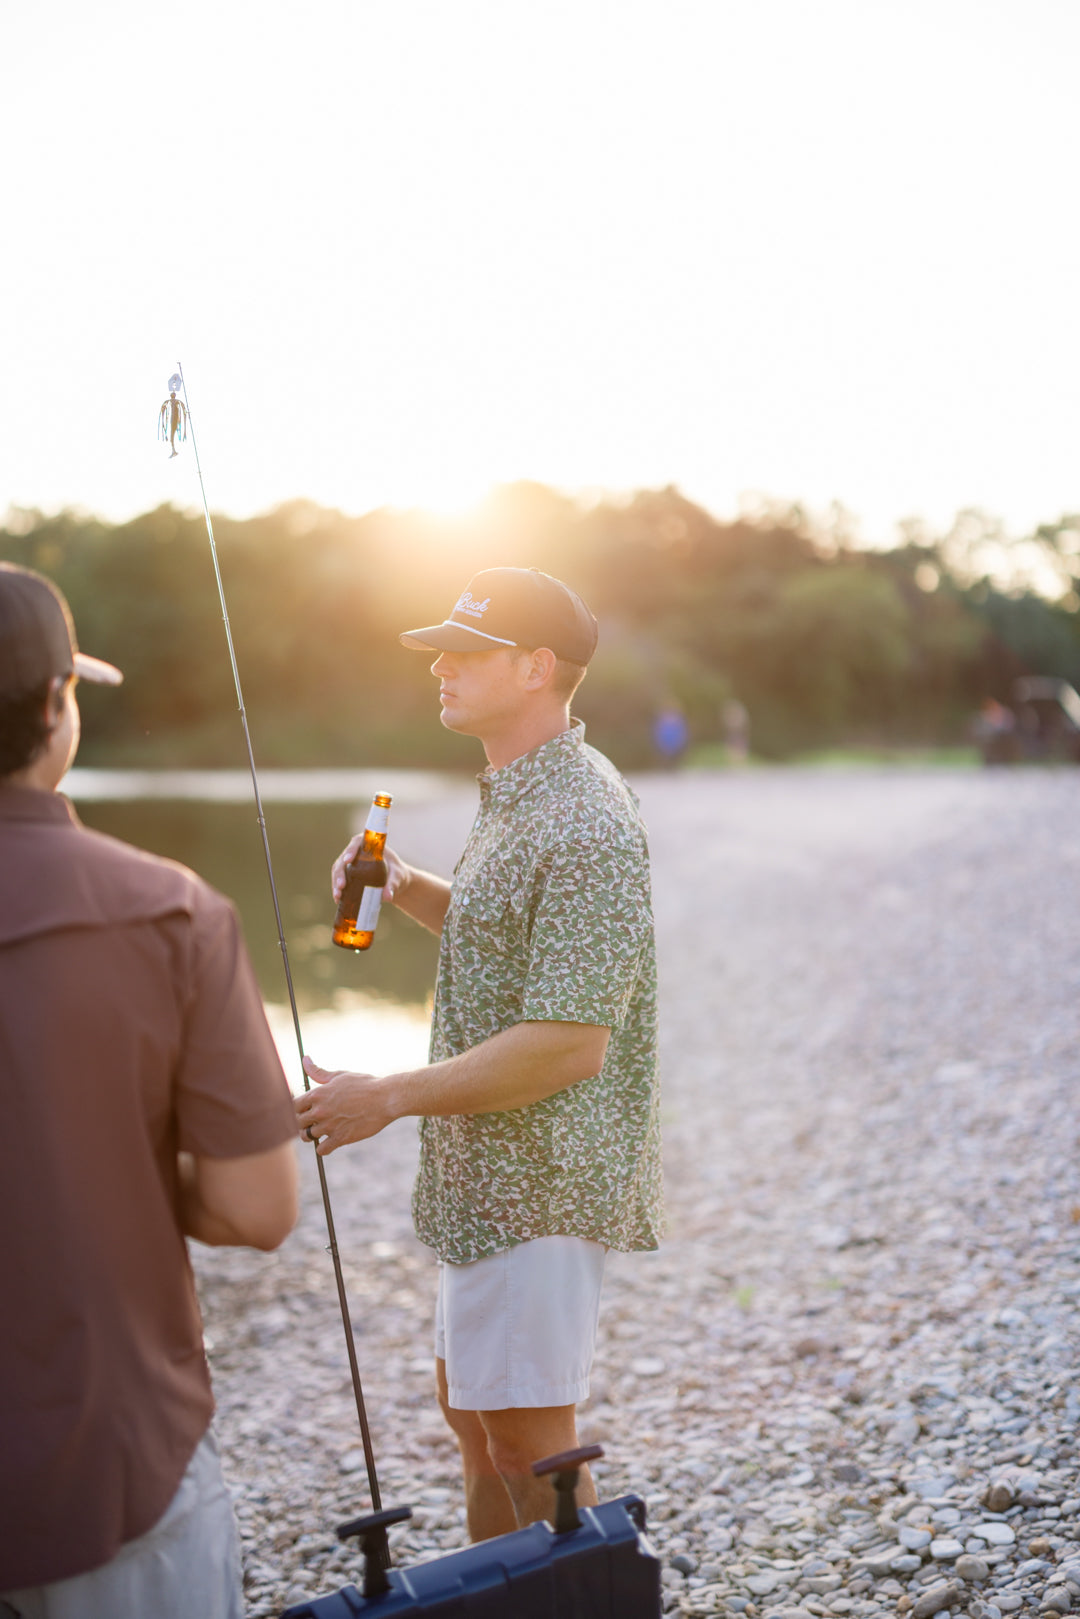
xmin=356 ymin=884 xmax=383 ymax=930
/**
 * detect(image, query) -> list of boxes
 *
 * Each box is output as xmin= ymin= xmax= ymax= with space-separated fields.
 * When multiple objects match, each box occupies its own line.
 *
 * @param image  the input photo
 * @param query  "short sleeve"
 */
xmin=174 ymin=887 xmax=298 ymax=1157
xmin=519 ymin=836 xmax=652 ymax=1028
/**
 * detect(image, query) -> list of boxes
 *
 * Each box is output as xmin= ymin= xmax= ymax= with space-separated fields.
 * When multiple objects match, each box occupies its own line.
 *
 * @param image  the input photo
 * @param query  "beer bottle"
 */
xmin=332 ymin=792 xmax=392 ymax=951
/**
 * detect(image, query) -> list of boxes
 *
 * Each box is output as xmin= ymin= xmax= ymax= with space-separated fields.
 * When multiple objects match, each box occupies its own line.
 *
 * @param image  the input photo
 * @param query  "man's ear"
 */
xmin=45 ymin=674 xmax=71 ymax=728
xmin=521 ymin=647 xmax=557 ymax=690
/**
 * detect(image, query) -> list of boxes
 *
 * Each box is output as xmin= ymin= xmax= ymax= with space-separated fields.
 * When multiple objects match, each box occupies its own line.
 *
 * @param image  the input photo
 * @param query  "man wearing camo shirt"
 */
xmin=297 ymin=567 xmax=662 ymax=1542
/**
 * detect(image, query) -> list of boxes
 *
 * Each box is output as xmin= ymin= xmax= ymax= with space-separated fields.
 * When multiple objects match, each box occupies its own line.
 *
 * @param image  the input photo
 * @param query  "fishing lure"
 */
xmin=158 ymin=374 xmax=188 ymax=458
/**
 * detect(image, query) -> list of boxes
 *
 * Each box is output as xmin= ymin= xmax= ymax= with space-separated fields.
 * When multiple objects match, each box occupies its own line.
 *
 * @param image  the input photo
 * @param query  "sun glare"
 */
xmin=385 ymin=470 xmax=497 ymax=523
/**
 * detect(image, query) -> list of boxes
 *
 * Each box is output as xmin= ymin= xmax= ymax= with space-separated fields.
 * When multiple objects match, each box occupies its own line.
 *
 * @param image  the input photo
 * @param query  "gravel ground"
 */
xmin=191 ymin=766 xmax=1080 ymax=1617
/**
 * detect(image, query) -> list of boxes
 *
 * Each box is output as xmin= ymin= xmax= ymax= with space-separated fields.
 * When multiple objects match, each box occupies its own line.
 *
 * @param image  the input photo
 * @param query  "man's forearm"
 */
xmin=390 ymin=864 xmax=451 ymax=936
xmin=387 ymin=1019 xmax=611 ymax=1119
xmin=177 ymin=1153 xmax=249 ymax=1247
xmin=177 ymin=1145 xmax=298 ymax=1251
xmin=298 ymin=1020 xmax=612 ymax=1154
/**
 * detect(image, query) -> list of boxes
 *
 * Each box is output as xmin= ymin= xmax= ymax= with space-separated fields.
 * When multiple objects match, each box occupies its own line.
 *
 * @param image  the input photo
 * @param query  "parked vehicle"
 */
xmin=974 ymin=677 xmax=1080 ymax=764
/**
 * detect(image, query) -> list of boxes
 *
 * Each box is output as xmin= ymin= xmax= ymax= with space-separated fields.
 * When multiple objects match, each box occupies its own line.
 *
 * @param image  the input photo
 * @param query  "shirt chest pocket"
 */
xmin=453 ymin=864 xmax=532 ymax=941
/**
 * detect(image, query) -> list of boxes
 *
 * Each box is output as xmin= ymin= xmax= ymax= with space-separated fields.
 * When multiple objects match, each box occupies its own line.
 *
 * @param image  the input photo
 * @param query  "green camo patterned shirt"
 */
xmin=412 ymin=721 xmax=664 ymax=1265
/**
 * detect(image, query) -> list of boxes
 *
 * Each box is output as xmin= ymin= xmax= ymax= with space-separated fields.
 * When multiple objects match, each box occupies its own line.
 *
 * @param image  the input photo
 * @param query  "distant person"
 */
xmin=0 ymin=564 xmax=299 ymax=1619
xmin=972 ymin=696 xmax=1017 ymax=765
xmin=653 ymin=701 xmax=689 ymax=768
xmin=296 ymin=567 xmax=662 ymax=1543
xmin=722 ymin=697 xmax=750 ymax=764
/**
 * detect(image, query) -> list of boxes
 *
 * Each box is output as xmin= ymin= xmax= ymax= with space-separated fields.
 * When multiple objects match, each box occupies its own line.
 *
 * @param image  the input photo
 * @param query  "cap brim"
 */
xmin=399 ymin=621 xmax=519 ymax=652
xmin=75 ymin=652 xmax=124 ymax=686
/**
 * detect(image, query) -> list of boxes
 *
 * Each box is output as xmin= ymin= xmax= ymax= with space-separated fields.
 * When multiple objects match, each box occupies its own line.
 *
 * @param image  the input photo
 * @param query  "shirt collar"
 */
xmin=477 ymin=719 xmax=586 ymax=811
xmin=0 ymin=783 xmax=80 ymax=827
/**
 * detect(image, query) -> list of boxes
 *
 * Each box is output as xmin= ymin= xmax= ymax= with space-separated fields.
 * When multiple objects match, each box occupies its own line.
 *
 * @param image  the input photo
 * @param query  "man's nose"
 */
xmin=431 ymin=653 xmax=453 ymax=676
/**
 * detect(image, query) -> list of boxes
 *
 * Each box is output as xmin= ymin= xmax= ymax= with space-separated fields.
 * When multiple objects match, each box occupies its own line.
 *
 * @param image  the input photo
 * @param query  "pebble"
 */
xmin=749 ymin=1573 xmax=783 ymax=1595
xmin=913 ymin=1584 xmax=962 ymax=1619
xmin=858 ymin=1552 xmax=898 ymax=1579
xmin=931 ymin=1541 xmax=966 ymax=1561
xmin=187 ymin=775 xmax=1080 ymax=1617
xmin=955 ymin=1556 xmax=990 ymax=1582
xmin=976 ymin=1525 xmax=1017 ymax=1547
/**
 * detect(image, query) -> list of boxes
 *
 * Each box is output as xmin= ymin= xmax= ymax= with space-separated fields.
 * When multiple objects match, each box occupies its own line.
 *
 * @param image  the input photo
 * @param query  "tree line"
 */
xmin=3 ymin=485 xmax=1078 ymax=768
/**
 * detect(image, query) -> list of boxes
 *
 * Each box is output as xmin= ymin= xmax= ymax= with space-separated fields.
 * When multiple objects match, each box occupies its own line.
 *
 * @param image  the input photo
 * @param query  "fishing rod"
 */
xmin=160 ymin=365 xmax=383 ymax=1518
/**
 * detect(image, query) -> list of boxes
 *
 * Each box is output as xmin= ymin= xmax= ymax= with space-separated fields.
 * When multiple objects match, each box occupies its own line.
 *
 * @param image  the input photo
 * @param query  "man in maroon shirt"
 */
xmin=0 ymin=565 xmax=299 ymax=1618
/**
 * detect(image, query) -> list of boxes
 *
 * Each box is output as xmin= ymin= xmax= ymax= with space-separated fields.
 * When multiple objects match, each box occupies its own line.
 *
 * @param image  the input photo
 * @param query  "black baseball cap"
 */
xmin=400 ymin=567 xmax=598 ymax=665
xmin=0 ymin=564 xmax=123 ymax=698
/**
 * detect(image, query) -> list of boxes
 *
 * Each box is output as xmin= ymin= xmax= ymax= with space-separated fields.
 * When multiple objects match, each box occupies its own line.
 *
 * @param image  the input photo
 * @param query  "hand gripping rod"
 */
xmin=174 ymin=362 xmax=382 ymax=1516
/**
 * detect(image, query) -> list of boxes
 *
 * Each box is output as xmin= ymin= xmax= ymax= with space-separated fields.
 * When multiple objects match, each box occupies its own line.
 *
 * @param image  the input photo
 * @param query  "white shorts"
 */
xmin=435 ymin=1234 xmax=606 ymax=1411
xmin=1 ymin=1429 xmax=242 ymax=1619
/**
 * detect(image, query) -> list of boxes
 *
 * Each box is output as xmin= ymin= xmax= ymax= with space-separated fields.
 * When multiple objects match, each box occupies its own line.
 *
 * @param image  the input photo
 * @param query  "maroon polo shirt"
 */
xmin=0 ymin=784 xmax=298 ymax=1589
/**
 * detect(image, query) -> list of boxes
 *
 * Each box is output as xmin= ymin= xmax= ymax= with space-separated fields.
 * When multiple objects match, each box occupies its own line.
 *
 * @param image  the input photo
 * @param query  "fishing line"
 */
xmin=171 ymin=363 xmax=383 ymax=1515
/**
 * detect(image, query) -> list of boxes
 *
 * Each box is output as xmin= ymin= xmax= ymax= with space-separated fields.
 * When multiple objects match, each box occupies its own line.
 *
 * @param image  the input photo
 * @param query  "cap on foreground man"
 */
xmin=296 ymin=567 xmax=663 ymax=1542
xmin=0 ymin=564 xmax=299 ymax=1619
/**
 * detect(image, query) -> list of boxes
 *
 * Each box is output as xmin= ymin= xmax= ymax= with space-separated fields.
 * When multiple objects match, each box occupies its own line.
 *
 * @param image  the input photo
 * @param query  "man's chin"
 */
xmin=439 ymin=709 xmax=476 ymax=737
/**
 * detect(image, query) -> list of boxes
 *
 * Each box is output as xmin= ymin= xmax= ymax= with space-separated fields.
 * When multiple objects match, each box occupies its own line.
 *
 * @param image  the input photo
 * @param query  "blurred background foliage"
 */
xmin=3 ymin=483 xmax=1079 ymax=769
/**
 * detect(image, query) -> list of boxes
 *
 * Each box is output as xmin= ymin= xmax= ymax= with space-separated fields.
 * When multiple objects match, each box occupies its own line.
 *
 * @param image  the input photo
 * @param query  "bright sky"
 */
xmin=2 ymin=0 xmax=1078 ymax=544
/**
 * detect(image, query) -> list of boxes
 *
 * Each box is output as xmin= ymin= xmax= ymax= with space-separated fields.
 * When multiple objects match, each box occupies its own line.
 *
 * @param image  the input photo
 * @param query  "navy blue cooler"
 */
xmin=280 ymin=1446 xmax=662 ymax=1618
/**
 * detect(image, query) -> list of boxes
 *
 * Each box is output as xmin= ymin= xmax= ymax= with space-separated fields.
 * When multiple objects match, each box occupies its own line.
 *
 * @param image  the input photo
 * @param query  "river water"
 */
xmin=65 ymin=767 xmax=455 ymax=1084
